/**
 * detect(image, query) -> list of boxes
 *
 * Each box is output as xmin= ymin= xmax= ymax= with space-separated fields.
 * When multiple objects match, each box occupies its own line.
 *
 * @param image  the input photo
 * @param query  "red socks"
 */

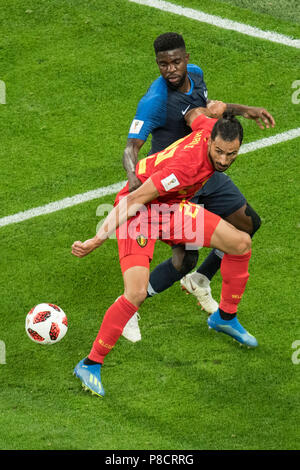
xmin=88 ymin=295 xmax=137 ymax=364
xmin=219 ymin=251 xmax=251 ymax=314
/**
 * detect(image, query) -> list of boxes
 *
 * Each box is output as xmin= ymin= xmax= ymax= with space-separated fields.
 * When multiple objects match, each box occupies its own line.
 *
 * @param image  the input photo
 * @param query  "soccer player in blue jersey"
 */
xmin=121 ymin=32 xmax=275 ymax=343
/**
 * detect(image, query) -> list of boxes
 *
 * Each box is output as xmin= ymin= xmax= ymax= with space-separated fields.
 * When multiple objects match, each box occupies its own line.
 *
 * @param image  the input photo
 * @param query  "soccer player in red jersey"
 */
xmin=72 ymin=101 xmax=256 ymax=397
xmin=121 ymin=32 xmax=274 ymax=343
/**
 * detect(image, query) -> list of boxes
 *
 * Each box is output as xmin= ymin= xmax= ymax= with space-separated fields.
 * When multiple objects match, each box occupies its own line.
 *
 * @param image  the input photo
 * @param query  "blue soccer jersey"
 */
xmin=128 ymin=64 xmax=208 ymax=154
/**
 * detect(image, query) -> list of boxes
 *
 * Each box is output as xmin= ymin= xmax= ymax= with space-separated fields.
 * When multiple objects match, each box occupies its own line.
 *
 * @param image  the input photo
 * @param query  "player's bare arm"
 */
xmin=218 ymin=102 xmax=275 ymax=129
xmin=123 ymin=138 xmax=145 ymax=192
xmin=192 ymin=100 xmax=275 ymax=130
xmin=72 ymin=178 xmax=159 ymax=258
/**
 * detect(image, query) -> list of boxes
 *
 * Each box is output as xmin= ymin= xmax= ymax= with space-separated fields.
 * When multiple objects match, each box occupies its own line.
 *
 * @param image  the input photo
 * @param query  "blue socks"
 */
xmin=196 ymin=248 xmax=223 ymax=280
xmin=147 ymin=258 xmax=183 ymax=297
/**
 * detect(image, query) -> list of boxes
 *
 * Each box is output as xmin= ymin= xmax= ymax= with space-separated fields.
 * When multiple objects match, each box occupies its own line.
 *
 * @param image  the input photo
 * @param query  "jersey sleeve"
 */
xmin=190 ymin=114 xmax=217 ymax=133
xmin=127 ymin=78 xmax=167 ymax=142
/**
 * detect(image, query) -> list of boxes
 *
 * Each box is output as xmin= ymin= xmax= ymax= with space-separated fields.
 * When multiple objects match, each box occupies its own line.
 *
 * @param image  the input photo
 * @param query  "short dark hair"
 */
xmin=211 ymin=112 xmax=244 ymax=144
xmin=153 ymin=32 xmax=186 ymax=55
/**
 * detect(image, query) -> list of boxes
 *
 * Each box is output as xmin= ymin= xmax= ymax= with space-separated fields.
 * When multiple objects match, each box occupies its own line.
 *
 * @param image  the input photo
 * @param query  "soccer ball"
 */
xmin=25 ymin=303 xmax=68 ymax=345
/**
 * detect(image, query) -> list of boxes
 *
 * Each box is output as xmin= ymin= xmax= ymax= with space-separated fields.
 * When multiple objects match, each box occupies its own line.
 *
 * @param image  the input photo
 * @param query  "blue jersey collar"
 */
xmin=185 ymin=75 xmax=194 ymax=95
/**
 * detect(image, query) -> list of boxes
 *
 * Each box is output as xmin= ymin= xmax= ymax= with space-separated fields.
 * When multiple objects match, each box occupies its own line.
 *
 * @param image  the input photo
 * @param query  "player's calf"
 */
xmin=208 ymin=217 xmax=253 ymax=336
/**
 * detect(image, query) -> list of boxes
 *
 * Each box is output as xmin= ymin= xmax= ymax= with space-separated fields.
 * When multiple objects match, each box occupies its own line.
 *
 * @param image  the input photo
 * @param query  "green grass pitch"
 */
xmin=0 ymin=0 xmax=299 ymax=450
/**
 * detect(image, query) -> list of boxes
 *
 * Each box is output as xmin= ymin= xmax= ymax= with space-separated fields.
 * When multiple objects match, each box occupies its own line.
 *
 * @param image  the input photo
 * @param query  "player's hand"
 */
xmin=72 ymin=237 xmax=101 ymax=258
xmin=128 ymin=173 xmax=142 ymax=192
xmin=206 ymin=100 xmax=227 ymax=118
xmin=242 ymin=106 xmax=275 ymax=129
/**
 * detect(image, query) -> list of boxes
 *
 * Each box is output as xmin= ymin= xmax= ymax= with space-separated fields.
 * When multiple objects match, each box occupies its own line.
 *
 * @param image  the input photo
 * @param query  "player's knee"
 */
xmin=171 ymin=246 xmax=185 ymax=271
xmin=226 ymin=203 xmax=261 ymax=236
xmin=172 ymin=249 xmax=198 ymax=274
xmin=125 ymin=286 xmax=148 ymax=307
xmin=236 ymin=232 xmax=252 ymax=255
xmin=245 ymin=203 xmax=262 ymax=237
xmin=180 ymin=250 xmax=199 ymax=274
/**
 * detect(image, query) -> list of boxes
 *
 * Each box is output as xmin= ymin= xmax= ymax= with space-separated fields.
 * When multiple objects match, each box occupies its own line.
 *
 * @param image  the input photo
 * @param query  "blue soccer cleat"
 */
xmin=73 ymin=359 xmax=105 ymax=397
xmin=207 ymin=309 xmax=258 ymax=348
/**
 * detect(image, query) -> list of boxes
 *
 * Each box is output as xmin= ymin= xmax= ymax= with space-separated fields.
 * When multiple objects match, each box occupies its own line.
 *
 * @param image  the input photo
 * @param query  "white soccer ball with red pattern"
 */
xmin=25 ymin=303 xmax=68 ymax=345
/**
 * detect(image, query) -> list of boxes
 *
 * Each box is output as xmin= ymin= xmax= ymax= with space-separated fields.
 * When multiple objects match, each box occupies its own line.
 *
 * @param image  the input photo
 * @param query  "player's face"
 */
xmin=208 ymin=135 xmax=241 ymax=172
xmin=156 ymin=49 xmax=190 ymax=90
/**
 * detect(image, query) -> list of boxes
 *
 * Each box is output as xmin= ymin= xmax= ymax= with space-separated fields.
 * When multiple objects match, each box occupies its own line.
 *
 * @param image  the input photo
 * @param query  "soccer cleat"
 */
xmin=73 ymin=359 xmax=105 ymax=397
xmin=180 ymin=272 xmax=219 ymax=314
xmin=207 ymin=309 xmax=258 ymax=348
xmin=122 ymin=312 xmax=141 ymax=343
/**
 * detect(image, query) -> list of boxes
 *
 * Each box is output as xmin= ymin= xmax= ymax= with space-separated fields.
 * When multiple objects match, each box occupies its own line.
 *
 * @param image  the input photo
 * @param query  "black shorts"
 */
xmin=190 ymin=172 xmax=246 ymax=218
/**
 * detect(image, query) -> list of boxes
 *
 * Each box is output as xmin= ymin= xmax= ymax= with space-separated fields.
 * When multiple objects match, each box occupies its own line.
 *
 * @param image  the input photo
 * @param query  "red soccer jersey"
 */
xmin=135 ymin=114 xmax=217 ymax=204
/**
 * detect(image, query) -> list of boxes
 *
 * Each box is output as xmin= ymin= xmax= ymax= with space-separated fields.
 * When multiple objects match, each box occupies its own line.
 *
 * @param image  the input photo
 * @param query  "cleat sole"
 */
xmin=209 ymin=327 xmax=258 ymax=348
xmin=181 ymin=286 xmax=192 ymax=296
xmin=81 ymin=382 xmax=103 ymax=397
xmin=74 ymin=372 xmax=104 ymax=397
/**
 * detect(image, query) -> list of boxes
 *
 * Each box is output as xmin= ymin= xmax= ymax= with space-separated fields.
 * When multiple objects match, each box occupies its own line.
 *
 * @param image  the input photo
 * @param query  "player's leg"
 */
xmin=181 ymin=173 xmax=261 ymax=311
xmin=195 ymin=172 xmax=261 ymax=273
xmin=195 ymin=201 xmax=261 ymax=277
xmin=74 ymin=198 xmax=155 ymax=395
xmin=147 ymin=243 xmax=218 ymax=313
xmin=147 ymin=245 xmax=198 ymax=296
xmin=147 ymin=173 xmax=260 ymax=310
xmin=225 ymin=202 xmax=261 ymax=235
xmin=121 ymin=263 xmax=150 ymax=342
xmin=209 ymin=216 xmax=251 ymax=255
xmin=163 ymin=202 xmax=253 ymax=317
xmin=206 ymin=216 xmax=257 ymax=347
xmin=124 ymin=245 xmax=199 ymax=343
xmin=124 ymin=202 xmax=256 ymax=347
xmin=169 ymin=204 xmax=256 ymax=347
xmin=88 ymin=263 xmax=149 ymax=362
xmin=74 ymin=261 xmax=149 ymax=396
xmin=86 ymin=229 xmax=153 ymax=359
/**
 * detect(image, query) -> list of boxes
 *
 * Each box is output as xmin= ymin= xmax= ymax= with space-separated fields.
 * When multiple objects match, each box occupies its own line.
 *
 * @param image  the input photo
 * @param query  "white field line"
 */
xmin=0 ymin=181 xmax=126 ymax=228
xmin=128 ymin=0 xmax=300 ymax=49
xmin=0 ymin=128 xmax=299 ymax=228
xmin=238 ymin=127 xmax=300 ymax=154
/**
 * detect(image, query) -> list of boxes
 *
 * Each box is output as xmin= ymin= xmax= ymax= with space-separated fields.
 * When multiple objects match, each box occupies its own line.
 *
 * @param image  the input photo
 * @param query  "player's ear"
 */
xmin=185 ymin=53 xmax=190 ymax=63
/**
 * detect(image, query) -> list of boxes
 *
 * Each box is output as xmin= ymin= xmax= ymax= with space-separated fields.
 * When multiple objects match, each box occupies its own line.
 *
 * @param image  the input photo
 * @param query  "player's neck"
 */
xmin=178 ymin=75 xmax=191 ymax=94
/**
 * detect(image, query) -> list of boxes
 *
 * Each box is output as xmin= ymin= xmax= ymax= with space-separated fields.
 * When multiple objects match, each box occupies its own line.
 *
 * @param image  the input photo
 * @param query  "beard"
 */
xmin=166 ymin=73 xmax=187 ymax=90
xmin=208 ymin=151 xmax=227 ymax=172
